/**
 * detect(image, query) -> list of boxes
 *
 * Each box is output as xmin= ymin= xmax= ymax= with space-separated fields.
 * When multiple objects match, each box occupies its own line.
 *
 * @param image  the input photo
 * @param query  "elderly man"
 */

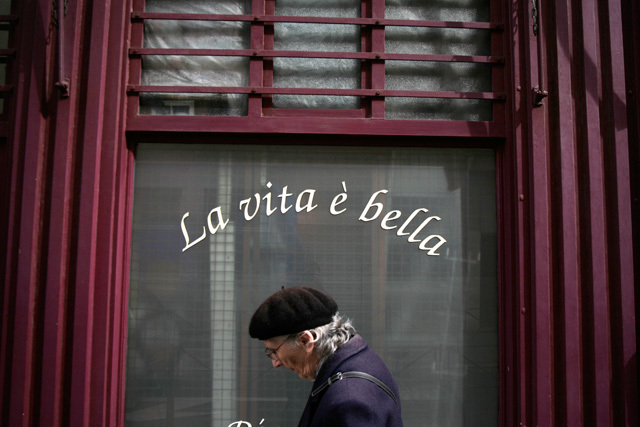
xmin=249 ymin=286 xmax=403 ymax=426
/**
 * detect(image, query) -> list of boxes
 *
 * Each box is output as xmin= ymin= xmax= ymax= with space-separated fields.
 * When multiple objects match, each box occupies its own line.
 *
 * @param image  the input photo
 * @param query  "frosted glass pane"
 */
xmin=386 ymin=98 xmax=492 ymax=121
xmin=273 ymin=17 xmax=361 ymax=109
xmin=0 ymin=0 xmax=11 ymax=14
xmin=142 ymin=56 xmax=249 ymax=87
xmin=145 ymin=0 xmax=251 ymax=14
xmin=275 ymin=23 xmax=360 ymax=52
xmin=139 ymin=93 xmax=248 ymax=116
xmin=386 ymin=27 xmax=491 ymax=56
xmin=386 ymin=0 xmax=490 ymax=22
xmin=141 ymin=1 xmax=251 ymax=116
xmin=273 ymin=58 xmax=360 ymax=109
xmin=275 ymin=0 xmax=361 ymax=18
xmin=144 ymin=20 xmax=251 ymax=50
xmin=385 ymin=0 xmax=493 ymax=120
xmin=385 ymin=60 xmax=492 ymax=120
xmin=387 ymin=61 xmax=492 ymax=92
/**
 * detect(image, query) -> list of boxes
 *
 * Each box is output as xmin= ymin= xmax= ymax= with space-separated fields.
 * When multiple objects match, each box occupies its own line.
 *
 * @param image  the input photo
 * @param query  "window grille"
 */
xmin=126 ymin=0 xmax=505 ymax=137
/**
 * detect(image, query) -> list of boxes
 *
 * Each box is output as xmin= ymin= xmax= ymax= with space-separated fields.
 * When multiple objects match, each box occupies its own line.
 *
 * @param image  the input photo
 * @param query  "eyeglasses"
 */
xmin=264 ymin=337 xmax=292 ymax=360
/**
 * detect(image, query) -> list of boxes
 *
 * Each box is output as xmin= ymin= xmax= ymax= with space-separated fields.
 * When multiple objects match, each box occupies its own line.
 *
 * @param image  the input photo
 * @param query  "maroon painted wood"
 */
xmin=0 ymin=0 xmax=638 ymax=426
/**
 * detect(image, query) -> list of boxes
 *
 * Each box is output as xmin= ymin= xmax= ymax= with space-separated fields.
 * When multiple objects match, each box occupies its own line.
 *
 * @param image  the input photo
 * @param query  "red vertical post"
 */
xmin=552 ymin=0 xmax=584 ymax=424
xmin=4 ymin=0 xmax=53 ymax=425
xmin=249 ymin=0 xmax=266 ymax=117
xmin=369 ymin=0 xmax=385 ymax=118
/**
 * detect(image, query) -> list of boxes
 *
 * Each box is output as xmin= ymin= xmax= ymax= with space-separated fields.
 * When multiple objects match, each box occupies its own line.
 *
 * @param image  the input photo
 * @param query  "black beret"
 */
xmin=249 ymin=286 xmax=338 ymax=340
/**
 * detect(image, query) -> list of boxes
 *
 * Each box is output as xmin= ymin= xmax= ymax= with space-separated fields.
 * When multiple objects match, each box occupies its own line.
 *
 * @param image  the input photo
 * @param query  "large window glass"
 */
xmin=125 ymin=143 xmax=498 ymax=426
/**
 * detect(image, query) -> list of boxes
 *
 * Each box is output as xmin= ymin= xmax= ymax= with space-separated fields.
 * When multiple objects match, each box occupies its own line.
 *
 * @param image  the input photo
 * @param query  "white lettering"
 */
xmin=407 ymin=216 xmax=441 ymax=243
xmin=330 ymin=181 xmax=348 ymax=215
xmin=296 ymin=189 xmax=318 ymax=213
xmin=207 ymin=207 xmax=229 ymax=235
xmin=278 ymin=186 xmax=294 ymax=213
xmin=419 ymin=235 xmax=447 ymax=255
xmin=239 ymin=194 xmax=261 ymax=220
xmin=396 ymin=208 xmax=429 ymax=236
xmin=181 ymin=212 xmax=207 ymax=252
xmin=359 ymin=189 xmax=389 ymax=222
xmin=263 ymin=182 xmax=277 ymax=216
xmin=380 ymin=210 xmax=402 ymax=230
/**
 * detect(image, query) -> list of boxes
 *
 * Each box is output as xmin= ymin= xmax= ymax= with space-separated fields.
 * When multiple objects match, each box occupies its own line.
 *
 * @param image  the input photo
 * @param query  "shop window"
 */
xmin=125 ymin=143 xmax=498 ymax=426
xmin=127 ymin=0 xmax=505 ymax=134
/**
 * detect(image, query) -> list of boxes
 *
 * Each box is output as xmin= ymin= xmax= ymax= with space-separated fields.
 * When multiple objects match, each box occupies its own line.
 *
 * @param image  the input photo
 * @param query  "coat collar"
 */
xmin=313 ymin=334 xmax=366 ymax=386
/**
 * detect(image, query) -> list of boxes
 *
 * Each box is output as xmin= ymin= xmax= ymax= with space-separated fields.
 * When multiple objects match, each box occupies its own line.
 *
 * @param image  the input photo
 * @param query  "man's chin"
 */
xmin=296 ymin=371 xmax=314 ymax=381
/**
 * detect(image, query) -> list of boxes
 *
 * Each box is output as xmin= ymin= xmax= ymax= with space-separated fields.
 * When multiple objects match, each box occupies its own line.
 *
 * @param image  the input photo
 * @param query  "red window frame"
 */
xmin=126 ymin=0 xmax=506 ymax=138
xmin=122 ymin=0 xmax=514 ymax=424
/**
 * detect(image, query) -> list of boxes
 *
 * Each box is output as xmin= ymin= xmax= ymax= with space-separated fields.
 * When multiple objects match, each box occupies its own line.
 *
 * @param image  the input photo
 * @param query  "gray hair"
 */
xmin=306 ymin=313 xmax=355 ymax=364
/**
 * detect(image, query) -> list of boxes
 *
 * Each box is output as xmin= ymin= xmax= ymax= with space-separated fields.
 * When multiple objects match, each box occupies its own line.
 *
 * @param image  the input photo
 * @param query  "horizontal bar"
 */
xmin=131 ymin=12 xmax=503 ymax=30
xmin=127 ymin=84 xmax=505 ymax=100
xmin=0 ymin=49 xmax=16 ymax=57
xmin=0 ymin=85 xmax=13 ymax=93
xmin=129 ymin=48 xmax=504 ymax=64
xmin=127 ymin=114 xmax=505 ymax=138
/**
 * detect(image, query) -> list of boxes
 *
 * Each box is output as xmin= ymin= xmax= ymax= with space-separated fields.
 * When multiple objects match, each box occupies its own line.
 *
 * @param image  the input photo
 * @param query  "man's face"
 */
xmin=263 ymin=335 xmax=318 ymax=380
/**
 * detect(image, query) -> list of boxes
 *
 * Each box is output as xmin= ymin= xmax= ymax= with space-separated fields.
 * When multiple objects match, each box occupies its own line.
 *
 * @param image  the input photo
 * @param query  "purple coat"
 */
xmin=297 ymin=334 xmax=403 ymax=427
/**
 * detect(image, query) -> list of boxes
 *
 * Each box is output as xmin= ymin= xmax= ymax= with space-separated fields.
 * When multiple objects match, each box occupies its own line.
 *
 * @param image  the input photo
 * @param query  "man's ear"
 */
xmin=299 ymin=331 xmax=315 ymax=352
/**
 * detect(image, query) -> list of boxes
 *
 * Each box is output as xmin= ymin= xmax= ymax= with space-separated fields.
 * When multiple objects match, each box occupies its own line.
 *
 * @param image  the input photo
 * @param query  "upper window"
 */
xmin=126 ymin=0 xmax=505 ymax=136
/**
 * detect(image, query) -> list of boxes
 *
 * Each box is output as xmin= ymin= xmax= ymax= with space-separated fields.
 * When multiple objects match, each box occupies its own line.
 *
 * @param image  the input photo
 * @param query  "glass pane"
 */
xmin=126 ymin=144 xmax=498 ymax=426
xmin=385 ymin=0 xmax=490 ymax=22
xmin=0 ymin=0 xmax=11 ymax=14
xmin=384 ymin=0 xmax=493 ymax=120
xmin=141 ymin=0 xmax=251 ymax=116
xmin=275 ymin=0 xmax=361 ymax=18
xmin=273 ymin=58 xmax=360 ymax=109
xmin=386 ymin=27 xmax=491 ymax=56
xmin=385 ymin=61 xmax=493 ymax=121
xmin=145 ymin=0 xmax=251 ymax=14
xmin=272 ymin=4 xmax=361 ymax=110
xmin=139 ymin=93 xmax=248 ymax=116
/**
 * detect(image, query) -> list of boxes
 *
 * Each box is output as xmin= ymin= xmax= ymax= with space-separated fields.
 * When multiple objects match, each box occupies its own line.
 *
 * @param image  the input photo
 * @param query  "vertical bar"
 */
xmin=90 ymin=0 xmax=133 ymax=425
xmin=39 ymin=0 xmax=81 ymax=420
xmin=552 ymin=0 xmax=584 ymax=423
xmin=261 ymin=0 xmax=274 ymax=115
xmin=249 ymin=0 xmax=266 ymax=117
xmin=127 ymin=0 xmax=146 ymax=122
xmin=490 ymin=0 xmax=505 ymax=131
xmin=578 ymin=0 xmax=613 ymax=424
xmin=504 ymin=0 xmax=532 ymax=425
xmin=599 ymin=0 xmax=637 ymax=424
xmin=69 ymin=0 xmax=112 ymax=423
xmin=113 ymin=148 xmax=135 ymax=426
xmin=369 ymin=0 xmax=385 ymax=118
xmin=5 ymin=0 xmax=53 ymax=425
xmin=524 ymin=0 xmax=555 ymax=422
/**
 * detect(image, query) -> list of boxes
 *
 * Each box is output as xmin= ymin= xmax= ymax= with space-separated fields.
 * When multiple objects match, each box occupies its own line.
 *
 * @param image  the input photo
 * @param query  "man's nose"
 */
xmin=272 ymin=358 xmax=283 ymax=368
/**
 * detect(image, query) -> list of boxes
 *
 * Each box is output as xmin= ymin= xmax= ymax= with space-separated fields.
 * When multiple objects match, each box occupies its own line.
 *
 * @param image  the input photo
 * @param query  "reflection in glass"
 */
xmin=126 ymin=144 xmax=498 ymax=426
